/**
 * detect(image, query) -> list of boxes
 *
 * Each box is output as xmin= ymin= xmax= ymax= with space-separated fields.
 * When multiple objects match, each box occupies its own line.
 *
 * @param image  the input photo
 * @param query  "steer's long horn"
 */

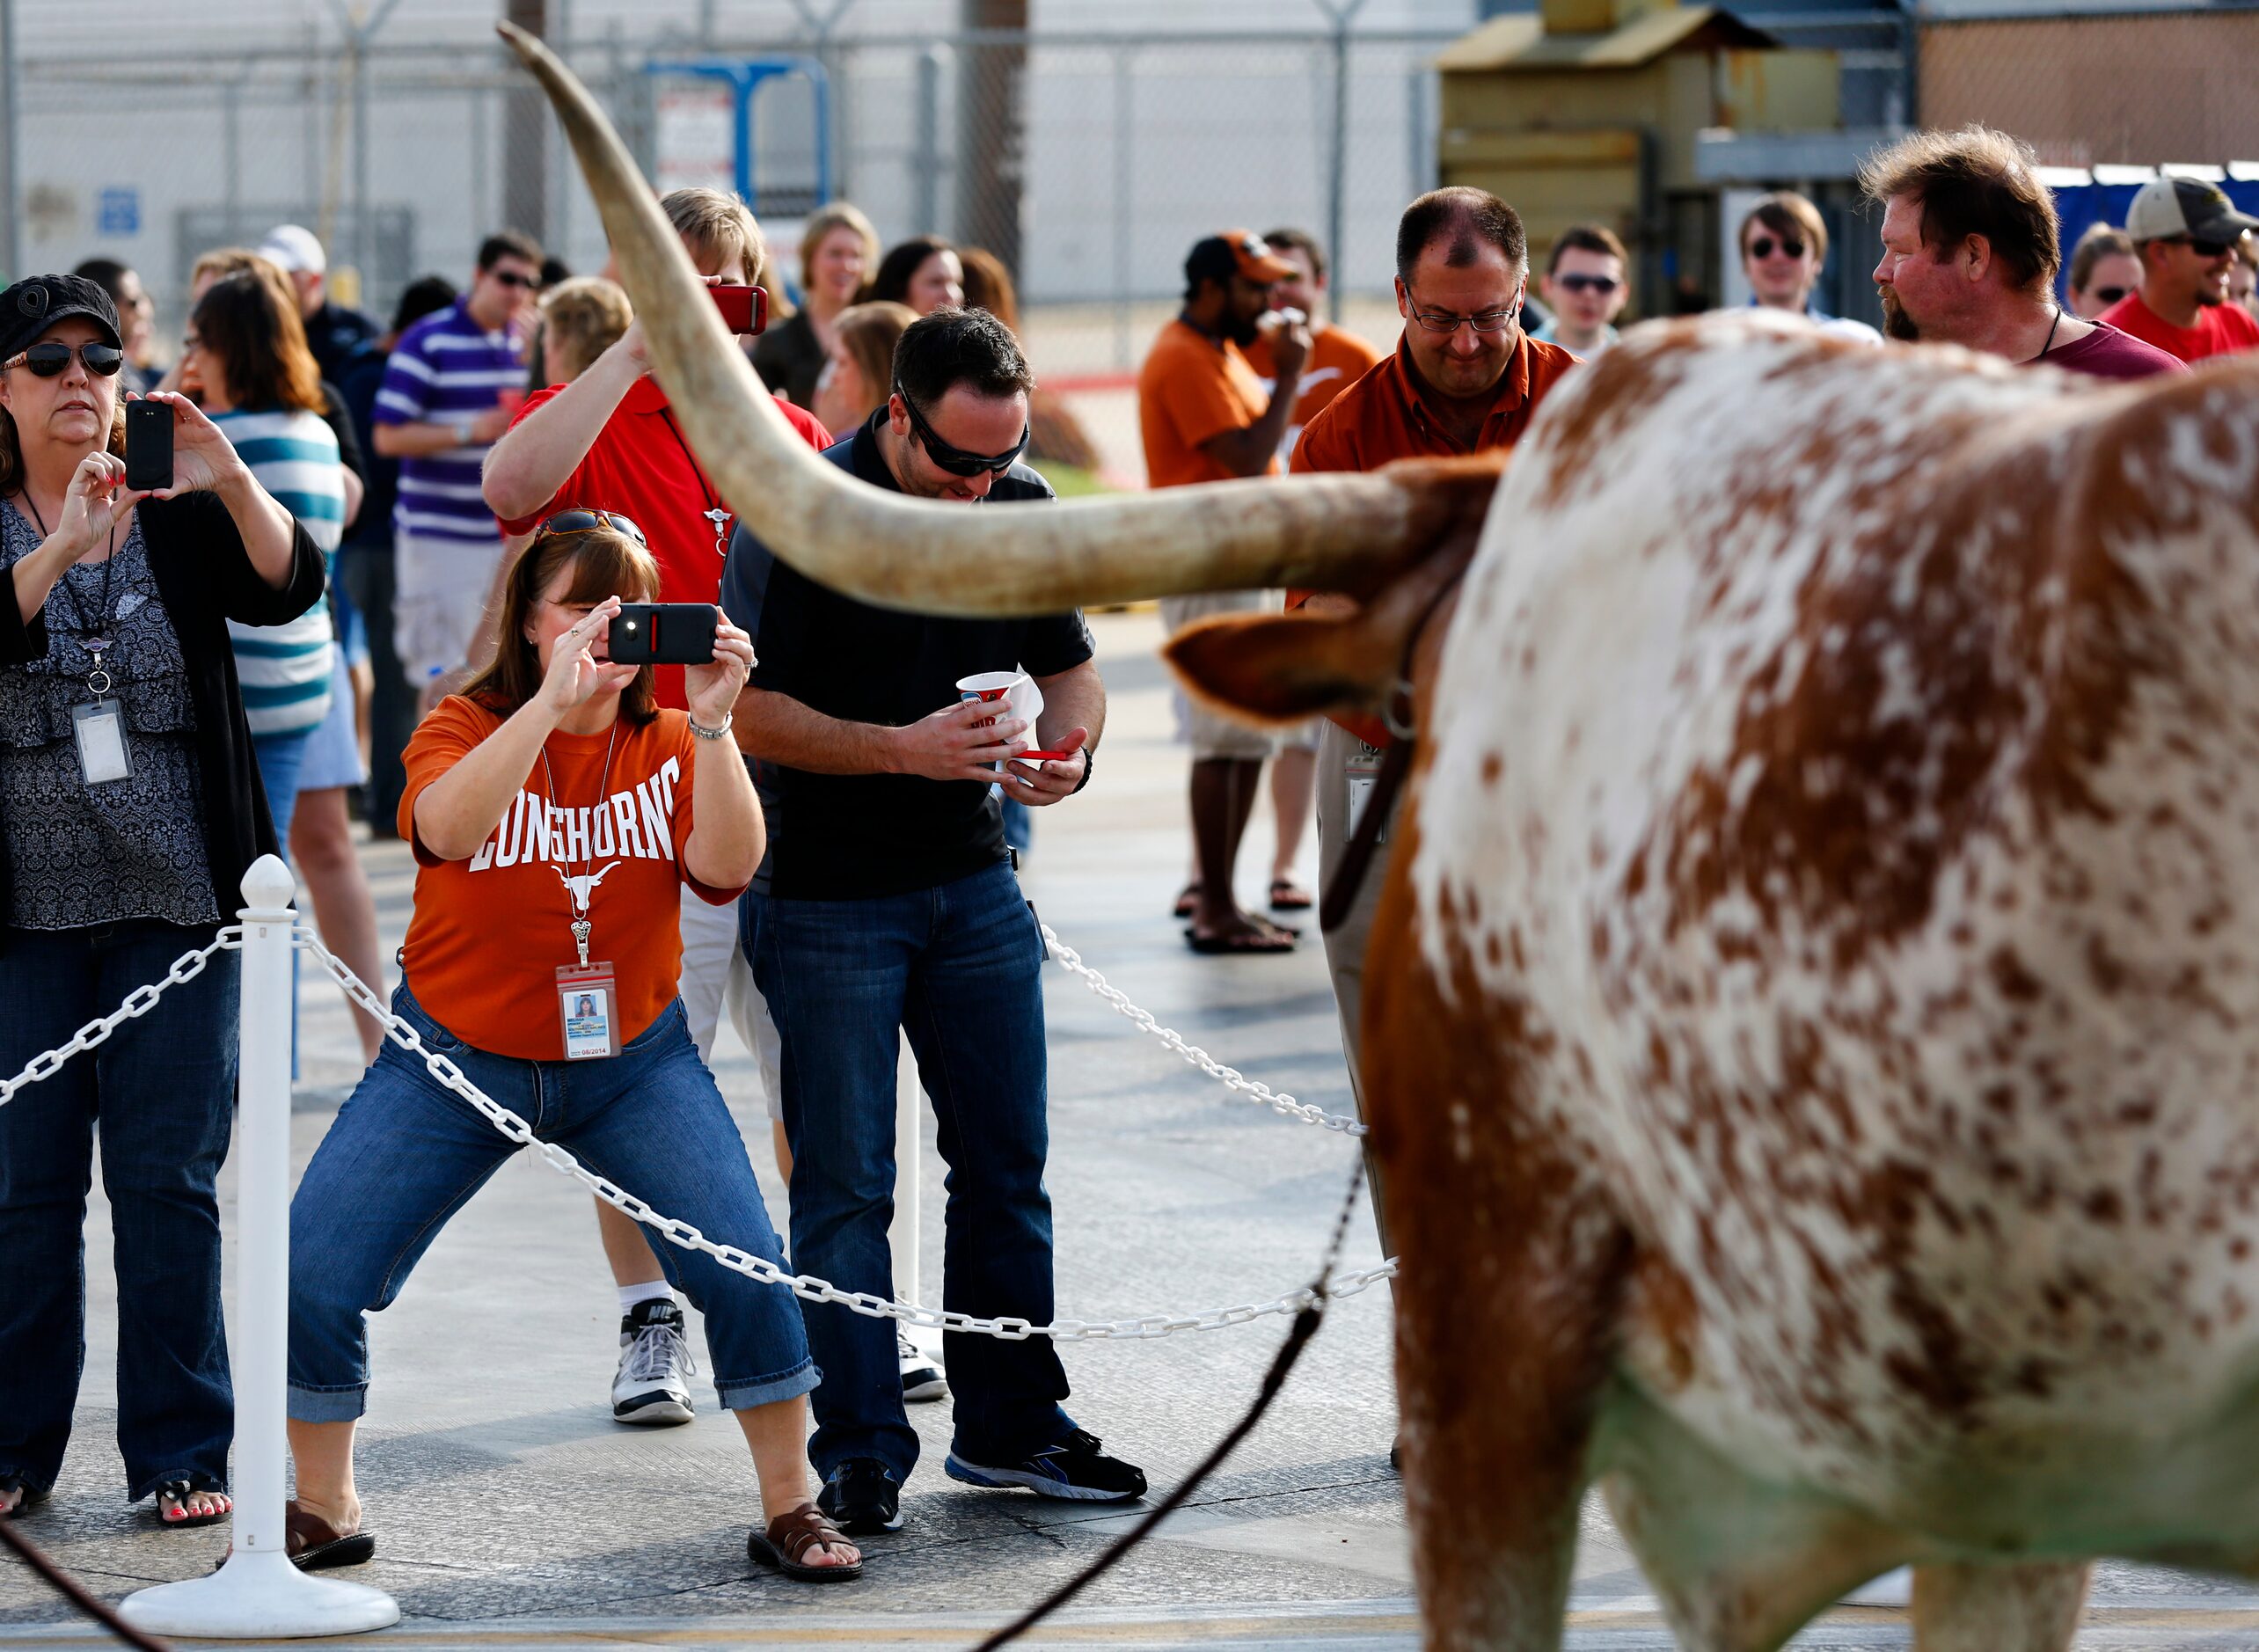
xmin=497 ymin=21 xmax=1439 ymax=617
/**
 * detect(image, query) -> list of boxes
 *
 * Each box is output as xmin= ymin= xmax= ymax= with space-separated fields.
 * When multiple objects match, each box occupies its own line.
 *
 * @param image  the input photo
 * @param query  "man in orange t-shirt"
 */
xmin=1289 ymin=186 xmax=1578 ymax=1252
xmin=1137 ymin=231 xmax=1315 ymax=954
xmin=1239 ymin=228 xmax=1384 ymax=915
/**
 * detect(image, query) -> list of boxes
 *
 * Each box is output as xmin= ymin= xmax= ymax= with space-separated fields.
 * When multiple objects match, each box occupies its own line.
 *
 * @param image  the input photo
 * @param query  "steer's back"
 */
xmin=1409 ymin=316 xmax=2259 ymax=1549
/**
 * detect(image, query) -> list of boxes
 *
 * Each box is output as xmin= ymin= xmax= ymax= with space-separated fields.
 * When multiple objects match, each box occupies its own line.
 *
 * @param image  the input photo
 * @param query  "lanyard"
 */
xmin=18 ymin=493 xmax=119 ymax=697
xmin=656 ymin=406 xmax=733 ymax=564
xmin=538 ymin=720 xmax=620 ymax=969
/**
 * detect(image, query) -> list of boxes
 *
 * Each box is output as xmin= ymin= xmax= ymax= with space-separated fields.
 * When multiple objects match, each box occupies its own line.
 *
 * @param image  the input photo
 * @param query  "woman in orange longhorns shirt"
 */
xmin=281 ymin=516 xmax=860 ymax=1583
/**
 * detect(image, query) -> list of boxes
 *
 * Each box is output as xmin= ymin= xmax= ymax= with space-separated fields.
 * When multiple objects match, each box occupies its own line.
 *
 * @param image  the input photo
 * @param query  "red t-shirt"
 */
xmin=2094 ymin=292 xmax=2259 ymax=364
xmin=398 ymin=698 xmax=745 ymax=1059
xmin=2038 ymin=321 xmax=2186 ymax=380
xmin=497 ymin=379 xmax=830 ymax=708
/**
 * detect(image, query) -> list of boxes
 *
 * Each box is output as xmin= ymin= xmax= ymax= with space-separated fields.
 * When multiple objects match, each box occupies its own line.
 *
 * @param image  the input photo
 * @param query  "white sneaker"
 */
xmin=899 ymin=1328 xmax=947 ymax=1403
xmin=614 ymin=1298 xmax=697 ymax=1426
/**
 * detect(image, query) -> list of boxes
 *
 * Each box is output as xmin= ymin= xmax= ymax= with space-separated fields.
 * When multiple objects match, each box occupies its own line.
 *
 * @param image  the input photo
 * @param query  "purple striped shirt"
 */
xmin=373 ymin=298 xmax=524 ymax=545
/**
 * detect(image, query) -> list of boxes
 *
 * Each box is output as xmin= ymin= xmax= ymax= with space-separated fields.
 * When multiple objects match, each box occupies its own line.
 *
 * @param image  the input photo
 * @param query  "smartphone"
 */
xmin=711 ymin=284 xmax=769 ymax=336
xmin=608 ymin=603 xmax=719 ymax=667
xmin=124 ymin=400 xmax=172 ymax=493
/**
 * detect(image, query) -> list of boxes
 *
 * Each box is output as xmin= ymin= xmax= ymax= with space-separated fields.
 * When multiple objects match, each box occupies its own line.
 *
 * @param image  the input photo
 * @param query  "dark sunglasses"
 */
xmin=491 ymin=269 xmax=540 ymax=290
xmin=1748 ymin=236 xmax=1807 ymax=261
xmin=2089 ymin=284 xmax=2130 ymax=306
xmin=2168 ymin=237 xmax=2237 ymax=259
xmin=531 ymin=508 xmax=647 ymax=546
xmin=1554 ymin=272 xmax=1619 ymax=296
xmin=4 ymin=341 xmax=124 ymax=378
xmin=895 ymin=384 xmax=1028 ymax=478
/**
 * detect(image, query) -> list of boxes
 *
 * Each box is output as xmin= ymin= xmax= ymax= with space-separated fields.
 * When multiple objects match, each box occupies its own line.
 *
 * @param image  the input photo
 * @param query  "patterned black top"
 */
xmin=0 ymin=501 xmax=217 ymax=929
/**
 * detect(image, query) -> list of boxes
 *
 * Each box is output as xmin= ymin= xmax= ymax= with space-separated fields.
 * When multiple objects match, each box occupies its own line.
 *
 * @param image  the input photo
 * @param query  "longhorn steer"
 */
xmin=499 ymin=20 xmax=2259 ymax=1647
xmin=1168 ymin=317 xmax=2259 ymax=1648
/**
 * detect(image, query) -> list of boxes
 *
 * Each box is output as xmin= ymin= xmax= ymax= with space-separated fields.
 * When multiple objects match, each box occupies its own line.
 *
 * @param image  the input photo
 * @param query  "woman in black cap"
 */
xmin=0 ymin=274 xmax=323 ymax=1527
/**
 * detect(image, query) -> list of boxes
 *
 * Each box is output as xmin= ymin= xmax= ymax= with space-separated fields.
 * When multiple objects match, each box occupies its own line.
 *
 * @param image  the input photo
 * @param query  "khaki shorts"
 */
xmin=1161 ymin=590 xmax=1279 ymax=762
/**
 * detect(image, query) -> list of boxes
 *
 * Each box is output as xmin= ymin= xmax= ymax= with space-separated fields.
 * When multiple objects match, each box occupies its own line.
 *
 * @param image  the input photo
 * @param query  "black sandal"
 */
xmin=152 ymin=1480 xmax=231 ymax=1529
xmin=285 ymin=1500 xmax=376 ymax=1570
xmin=748 ymin=1502 xmax=863 ymax=1583
xmin=0 ymin=1475 xmax=48 ymax=1518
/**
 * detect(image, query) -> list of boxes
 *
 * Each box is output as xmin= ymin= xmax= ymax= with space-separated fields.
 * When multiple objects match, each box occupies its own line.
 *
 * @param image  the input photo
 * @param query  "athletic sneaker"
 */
xmin=612 ymin=1298 xmax=696 ymax=1426
xmin=899 ymin=1330 xmax=947 ymax=1403
xmin=945 ymin=1429 xmax=1147 ymax=1502
xmin=817 ymin=1457 xmax=904 ymax=1535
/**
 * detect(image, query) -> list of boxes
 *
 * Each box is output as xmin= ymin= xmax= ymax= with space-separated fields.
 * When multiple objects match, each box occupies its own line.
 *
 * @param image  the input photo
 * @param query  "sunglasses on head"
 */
xmin=3 ymin=341 xmax=123 ymax=378
xmin=894 ymin=384 xmax=1029 ymax=478
xmin=1554 ymin=272 xmax=1619 ymax=296
xmin=531 ymin=508 xmax=647 ymax=546
xmin=491 ymin=269 xmax=539 ymax=291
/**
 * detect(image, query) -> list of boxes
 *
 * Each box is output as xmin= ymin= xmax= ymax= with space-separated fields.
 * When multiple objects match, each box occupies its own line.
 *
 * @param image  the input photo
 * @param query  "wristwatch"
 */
xmin=1071 ymin=745 xmax=1093 ymax=795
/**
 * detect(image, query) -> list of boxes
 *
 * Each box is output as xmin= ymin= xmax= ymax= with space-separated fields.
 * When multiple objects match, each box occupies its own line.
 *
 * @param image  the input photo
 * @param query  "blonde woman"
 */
xmin=753 ymin=201 xmax=880 ymax=407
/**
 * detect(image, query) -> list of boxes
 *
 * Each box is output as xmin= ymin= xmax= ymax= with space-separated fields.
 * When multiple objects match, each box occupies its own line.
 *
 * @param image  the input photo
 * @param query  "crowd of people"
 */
xmin=1 ymin=119 xmax=2253 ymax=1582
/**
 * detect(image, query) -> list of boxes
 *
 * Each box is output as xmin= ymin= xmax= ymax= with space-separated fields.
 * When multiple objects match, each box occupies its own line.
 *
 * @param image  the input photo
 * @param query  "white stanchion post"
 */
xmin=888 ymin=1033 xmax=942 ymax=1358
xmin=121 ymin=857 xmax=400 ymax=1639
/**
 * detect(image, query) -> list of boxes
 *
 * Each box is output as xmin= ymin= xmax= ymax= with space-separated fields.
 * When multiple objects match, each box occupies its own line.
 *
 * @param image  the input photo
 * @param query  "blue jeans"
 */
xmin=287 ymin=983 xmax=815 ymax=1420
xmin=0 ymin=921 xmax=240 ymax=1501
xmin=752 ymin=860 xmax=1071 ymax=1482
xmin=250 ymin=727 xmax=311 ymax=854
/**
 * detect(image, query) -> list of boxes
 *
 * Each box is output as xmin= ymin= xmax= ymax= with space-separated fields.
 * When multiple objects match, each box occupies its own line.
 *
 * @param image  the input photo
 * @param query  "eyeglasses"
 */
xmin=2089 ymin=285 xmax=2130 ymax=306
xmin=1401 ymin=285 xmax=1520 ymax=335
xmin=531 ymin=508 xmax=647 ymax=546
xmin=1554 ymin=273 xmax=1619 ymax=296
xmin=894 ymin=384 xmax=1029 ymax=478
xmin=3 ymin=341 xmax=123 ymax=378
xmin=180 ymin=333 xmax=202 ymax=354
xmin=491 ymin=269 xmax=540 ymax=291
xmin=1748 ymin=236 xmax=1808 ymax=261
xmin=2165 ymin=237 xmax=2237 ymax=259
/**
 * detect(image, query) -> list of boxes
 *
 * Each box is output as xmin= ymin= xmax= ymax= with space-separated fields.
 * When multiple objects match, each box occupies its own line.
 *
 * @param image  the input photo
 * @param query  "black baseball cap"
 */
xmin=2124 ymin=177 xmax=2259 ymax=246
xmin=0 ymin=274 xmax=121 ymax=362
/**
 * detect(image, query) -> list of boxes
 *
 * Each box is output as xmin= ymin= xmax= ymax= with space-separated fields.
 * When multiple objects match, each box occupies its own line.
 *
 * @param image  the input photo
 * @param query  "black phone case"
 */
xmin=124 ymin=403 xmax=172 ymax=492
xmin=609 ymin=603 xmax=719 ymax=667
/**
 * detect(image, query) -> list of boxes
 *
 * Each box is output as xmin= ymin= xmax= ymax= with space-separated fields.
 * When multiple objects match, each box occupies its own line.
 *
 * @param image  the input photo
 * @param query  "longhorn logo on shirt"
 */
xmin=553 ymin=861 xmax=623 ymax=914
xmin=466 ymin=756 xmax=684 ymax=874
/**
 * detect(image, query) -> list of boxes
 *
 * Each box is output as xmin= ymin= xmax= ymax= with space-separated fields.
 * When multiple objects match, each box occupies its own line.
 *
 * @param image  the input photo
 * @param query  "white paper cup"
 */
xmin=957 ymin=670 xmax=1043 ymax=772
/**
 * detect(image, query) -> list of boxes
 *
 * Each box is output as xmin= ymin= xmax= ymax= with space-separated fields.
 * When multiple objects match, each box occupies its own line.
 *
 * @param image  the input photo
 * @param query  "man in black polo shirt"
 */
xmin=720 ymin=307 xmax=1143 ymax=1535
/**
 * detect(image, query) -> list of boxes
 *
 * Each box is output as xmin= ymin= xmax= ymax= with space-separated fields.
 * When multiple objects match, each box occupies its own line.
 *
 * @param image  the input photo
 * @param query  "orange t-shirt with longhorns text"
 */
xmin=398 ymin=698 xmax=745 ymax=1059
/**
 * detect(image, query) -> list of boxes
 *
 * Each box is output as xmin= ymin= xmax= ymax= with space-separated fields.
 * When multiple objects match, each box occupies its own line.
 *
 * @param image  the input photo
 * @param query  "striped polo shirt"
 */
xmin=373 ymin=297 xmax=522 ymax=545
xmin=213 ymin=406 xmax=342 ymax=736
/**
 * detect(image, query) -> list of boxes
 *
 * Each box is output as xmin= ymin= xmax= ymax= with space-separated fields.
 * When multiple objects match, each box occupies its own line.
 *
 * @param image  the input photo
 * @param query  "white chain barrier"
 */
xmin=0 ymin=927 xmax=243 ymax=1108
xmin=0 ymin=905 xmax=1394 ymax=1343
xmin=1038 ymin=925 xmax=1369 ymax=1137
xmin=296 ymin=926 xmax=1399 ymax=1342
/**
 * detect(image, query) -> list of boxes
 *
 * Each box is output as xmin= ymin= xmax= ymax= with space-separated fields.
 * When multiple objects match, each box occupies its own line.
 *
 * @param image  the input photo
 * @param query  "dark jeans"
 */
xmin=751 ymin=860 xmax=1071 ymax=1483
xmin=339 ymin=541 xmax=411 ymax=834
xmin=288 ymin=983 xmax=815 ymax=1420
xmin=0 ymin=921 xmax=239 ymax=1501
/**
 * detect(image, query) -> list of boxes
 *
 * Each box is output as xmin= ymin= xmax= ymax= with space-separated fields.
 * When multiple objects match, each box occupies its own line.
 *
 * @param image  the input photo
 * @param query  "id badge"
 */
xmin=1345 ymin=742 xmax=1387 ymax=845
xmin=557 ymin=962 xmax=619 ymax=1061
xmin=72 ymin=698 xmax=132 ymax=786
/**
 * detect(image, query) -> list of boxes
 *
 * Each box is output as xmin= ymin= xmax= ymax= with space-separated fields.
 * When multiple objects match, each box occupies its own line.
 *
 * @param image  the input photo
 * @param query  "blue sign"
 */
xmin=96 ymin=187 xmax=139 ymax=238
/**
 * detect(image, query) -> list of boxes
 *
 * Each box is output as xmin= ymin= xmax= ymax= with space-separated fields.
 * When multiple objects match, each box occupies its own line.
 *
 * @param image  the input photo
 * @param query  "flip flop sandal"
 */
xmin=748 ymin=1502 xmax=864 ymax=1583
xmin=153 ymin=1480 xmax=231 ymax=1530
xmin=0 ymin=1475 xmax=49 ymax=1518
xmin=1171 ymin=882 xmax=1201 ymax=919
xmin=285 ymin=1500 xmax=376 ymax=1570
xmin=1185 ymin=924 xmax=1298 ymax=955
xmin=1268 ymin=877 xmax=1314 ymax=911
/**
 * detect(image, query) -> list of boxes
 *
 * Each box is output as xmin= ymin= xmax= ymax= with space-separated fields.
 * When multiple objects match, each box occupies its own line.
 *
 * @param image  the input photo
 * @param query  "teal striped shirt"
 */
xmin=214 ymin=407 xmax=341 ymax=736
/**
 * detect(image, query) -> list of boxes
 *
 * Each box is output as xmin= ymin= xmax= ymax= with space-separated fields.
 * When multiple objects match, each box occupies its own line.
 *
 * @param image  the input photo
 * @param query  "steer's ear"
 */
xmin=1164 ymin=452 xmax=1502 ymax=725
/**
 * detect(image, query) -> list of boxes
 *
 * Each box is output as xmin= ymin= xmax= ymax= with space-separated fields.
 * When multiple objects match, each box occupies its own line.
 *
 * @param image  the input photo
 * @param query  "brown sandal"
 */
xmin=748 ymin=1502 xmax=863 ymax=1583
xmin=284 ymin=1500 xmax=376 ymax=1571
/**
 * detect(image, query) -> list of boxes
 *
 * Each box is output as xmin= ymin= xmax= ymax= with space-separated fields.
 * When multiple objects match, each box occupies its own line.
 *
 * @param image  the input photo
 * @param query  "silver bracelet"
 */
xmin=688 ymin=712 xmax=734 ymax=742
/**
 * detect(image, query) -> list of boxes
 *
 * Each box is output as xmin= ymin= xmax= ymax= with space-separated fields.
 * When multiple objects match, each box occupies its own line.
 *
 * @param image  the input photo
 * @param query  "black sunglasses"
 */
xmin=531 ymin=508 xmax=647 ymax=546
xmin=1554 ymin=272 xmax=1619 ymax=296
xmin=491 ymin=269 xmax=540 ymax=290
xmin=2169 ymin=237 xmax=2237 ymax=259
xmin=4 ymin=341 xmax=123 ymax=378
xmin=2090 ymin=284 xmax=2130 ymax=306
xmin=894 ymin=384 xmax=1028 ymax=478
xmin=1749 ymin=236 xmax=1808 ymax=261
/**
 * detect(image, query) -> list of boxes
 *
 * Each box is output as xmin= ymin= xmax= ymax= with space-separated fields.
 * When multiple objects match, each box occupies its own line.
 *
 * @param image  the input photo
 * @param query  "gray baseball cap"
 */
xmin=2125 ymin=177 xmax=2259 ymax=246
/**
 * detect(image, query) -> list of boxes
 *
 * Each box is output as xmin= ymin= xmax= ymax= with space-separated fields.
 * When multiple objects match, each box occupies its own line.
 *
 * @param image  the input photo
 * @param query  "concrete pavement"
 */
xmin=8 ymin=611 xmax=2259 ymax=1648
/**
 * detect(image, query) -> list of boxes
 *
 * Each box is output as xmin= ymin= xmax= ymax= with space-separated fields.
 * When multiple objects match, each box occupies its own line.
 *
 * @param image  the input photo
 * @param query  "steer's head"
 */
xmin=496 ymin=21 xmax=1474 ymax=643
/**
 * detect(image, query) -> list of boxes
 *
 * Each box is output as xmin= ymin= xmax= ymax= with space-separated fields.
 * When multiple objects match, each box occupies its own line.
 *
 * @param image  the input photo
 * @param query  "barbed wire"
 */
xmin=1037 ymin=926 xmax=1368 ymax=1136
xmin=296 ymin=926 xmax=1398 ymax=1341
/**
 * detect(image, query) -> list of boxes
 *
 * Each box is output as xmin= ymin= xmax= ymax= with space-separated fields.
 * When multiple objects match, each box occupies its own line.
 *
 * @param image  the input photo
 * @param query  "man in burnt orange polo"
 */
xmin=1290 ymin=186 xmax=1578 ymax=1239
